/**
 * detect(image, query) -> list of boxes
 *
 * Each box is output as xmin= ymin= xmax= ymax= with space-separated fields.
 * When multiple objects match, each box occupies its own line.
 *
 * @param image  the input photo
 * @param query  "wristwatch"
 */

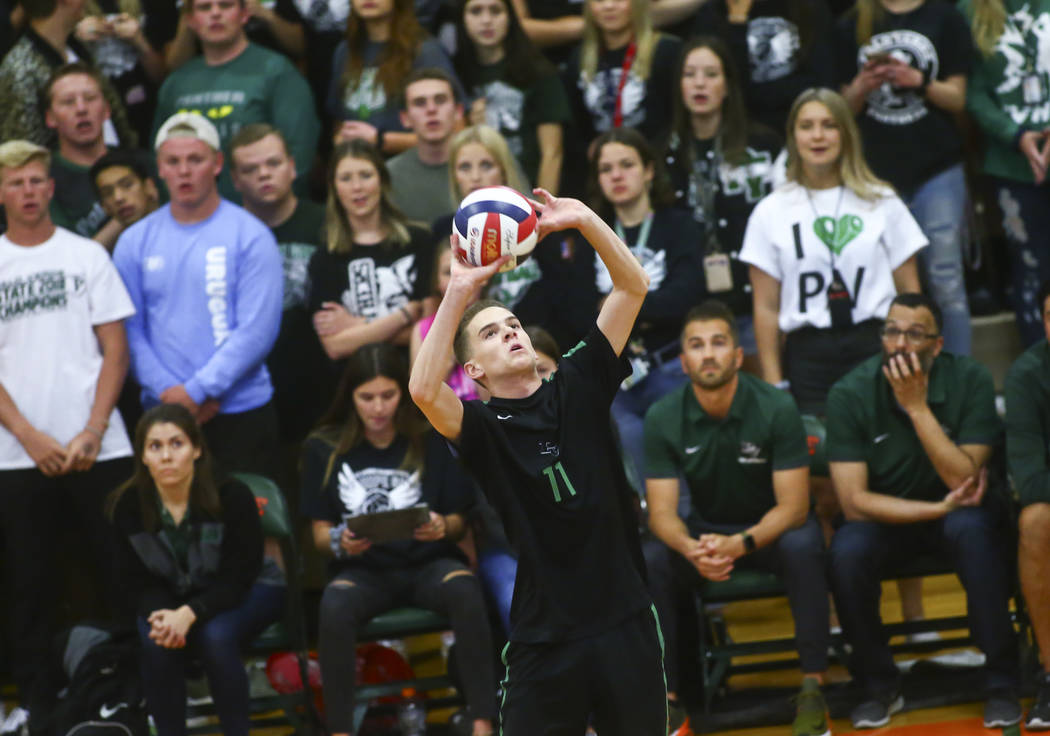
xmin=740 ymin=531 xmax=757 ymax=554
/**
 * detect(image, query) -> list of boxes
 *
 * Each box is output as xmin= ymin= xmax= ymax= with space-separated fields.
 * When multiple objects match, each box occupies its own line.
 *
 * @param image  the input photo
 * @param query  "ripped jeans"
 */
xmin=993 ymin=176 xmax=1050 ymax=346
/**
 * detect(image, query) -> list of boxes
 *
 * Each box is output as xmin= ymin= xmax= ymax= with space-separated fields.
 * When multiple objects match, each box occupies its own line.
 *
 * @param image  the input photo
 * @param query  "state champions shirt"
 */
xmin=456 ymin=326 xmax=651 ymax=643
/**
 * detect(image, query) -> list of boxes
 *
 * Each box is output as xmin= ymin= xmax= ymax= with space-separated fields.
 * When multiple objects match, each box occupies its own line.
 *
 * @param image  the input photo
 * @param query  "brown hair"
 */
xmin=681 ymin=299 xmax=739 ymax=346
xmin=341 ymin=0 xmax=427 ymax=101
xmin=106 ymin=404 xmax=222 ymax=529
xmin=587 ymin=127 xmax=674 ymax=224
xmin=454 ymin=298 xmax=507 ymax=364
xmin=325 ymin=139 xmax=411 ymax=254
xmin=45 ymin=62 xmax=106 ymax=109
xmin=229 ymin=123 xmax=290 ymax=161
xmin=580 ymin=0 xmax=658 ymax=82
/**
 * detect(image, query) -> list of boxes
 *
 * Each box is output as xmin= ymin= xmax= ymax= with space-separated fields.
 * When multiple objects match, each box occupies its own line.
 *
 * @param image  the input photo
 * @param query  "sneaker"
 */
xmin=983 ymin=693 xmax=1022 ymax=728
xmin=792 ymin=678 xmax=830 ymax=736
xmin=850 ymin=692 xmax=903 ymax=729
xmin=1028 ymin=672 xmax=1050 ymax=730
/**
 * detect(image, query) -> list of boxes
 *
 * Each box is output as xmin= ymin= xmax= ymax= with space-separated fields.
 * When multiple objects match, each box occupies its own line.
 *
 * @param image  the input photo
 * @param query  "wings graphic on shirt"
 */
xmin=338 ymin=462 xmax=422 ymax=516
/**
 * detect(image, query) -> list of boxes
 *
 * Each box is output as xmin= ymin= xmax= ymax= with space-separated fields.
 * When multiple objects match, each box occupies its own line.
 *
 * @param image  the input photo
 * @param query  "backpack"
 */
xmin=41 ymin=624 xmax=149 ymax=736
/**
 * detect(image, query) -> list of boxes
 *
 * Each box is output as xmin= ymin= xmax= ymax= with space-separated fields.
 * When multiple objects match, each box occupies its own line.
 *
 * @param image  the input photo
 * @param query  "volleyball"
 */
xmin=453 ymin=186 xmax=538 ymax=272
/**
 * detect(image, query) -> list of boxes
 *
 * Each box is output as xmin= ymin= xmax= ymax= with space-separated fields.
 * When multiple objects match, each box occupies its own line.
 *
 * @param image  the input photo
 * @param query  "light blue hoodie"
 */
xmin=113 ymin=200 xmax=283 ymax=413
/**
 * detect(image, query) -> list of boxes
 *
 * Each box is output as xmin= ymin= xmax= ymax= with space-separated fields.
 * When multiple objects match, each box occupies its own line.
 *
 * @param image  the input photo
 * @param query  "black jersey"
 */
xmin=457 ymin=326 xmax=651 ymax=643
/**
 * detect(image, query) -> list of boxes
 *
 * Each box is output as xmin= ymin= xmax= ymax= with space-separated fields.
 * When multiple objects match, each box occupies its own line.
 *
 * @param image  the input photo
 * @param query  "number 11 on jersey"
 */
xmin=542 ymin=461 xmax=577 ymax=503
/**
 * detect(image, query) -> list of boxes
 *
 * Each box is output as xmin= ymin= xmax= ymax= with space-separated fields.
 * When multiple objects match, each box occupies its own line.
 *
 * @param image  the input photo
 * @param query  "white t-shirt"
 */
xmin=0 ymin=228 xmax=135 ymax=469
xmin=740 ymin=182 xmax=927 ymax=333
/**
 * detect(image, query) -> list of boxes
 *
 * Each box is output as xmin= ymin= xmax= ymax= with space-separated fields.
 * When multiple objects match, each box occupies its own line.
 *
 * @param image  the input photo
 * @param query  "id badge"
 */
xmin=827 ymin=270 xmax=853 ymax=329
xmin=704 ymin=253 xmax=733 ymax=293
xmin=1024 ymin=73 xmax=1047 ymax=105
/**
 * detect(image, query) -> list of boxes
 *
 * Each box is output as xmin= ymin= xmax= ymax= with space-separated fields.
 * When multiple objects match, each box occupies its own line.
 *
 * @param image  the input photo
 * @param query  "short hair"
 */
xmin=0 ymin=140 xmax=51 ymax=178
xmin=681 ymin=300 xmax=739 ymax=346
xmin=229 ymin=123 xmax=290 ymax=162
xmin=889 ymin=292 xmax=944 ymax=335
xmin=44 ymin=61 xmax=105 ymax=109
xmin=525 ymin=325 xmax=560 ymax=362
xmin=401 ymin=67 xmax=461 ymax=108
xmin=454 ymin=298 xmax=507 ymax=365
xmin=89 ymin=148 xmax=152 ymax=198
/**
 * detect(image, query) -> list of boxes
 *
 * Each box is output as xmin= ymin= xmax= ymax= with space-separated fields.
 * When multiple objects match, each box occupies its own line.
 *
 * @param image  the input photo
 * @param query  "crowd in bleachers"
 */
xmin=3 ymin=0 xmax=1050 ymax=731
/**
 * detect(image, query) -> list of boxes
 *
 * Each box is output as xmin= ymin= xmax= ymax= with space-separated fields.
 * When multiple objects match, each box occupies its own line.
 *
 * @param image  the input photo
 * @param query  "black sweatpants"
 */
xmin=499 ymin=605 xmax=667 ymax=736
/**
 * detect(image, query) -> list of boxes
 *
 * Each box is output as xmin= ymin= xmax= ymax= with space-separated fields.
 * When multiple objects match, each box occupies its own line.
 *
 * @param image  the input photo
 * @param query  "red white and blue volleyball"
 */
xmin=453 ymin=186 xmax=538 ymax=272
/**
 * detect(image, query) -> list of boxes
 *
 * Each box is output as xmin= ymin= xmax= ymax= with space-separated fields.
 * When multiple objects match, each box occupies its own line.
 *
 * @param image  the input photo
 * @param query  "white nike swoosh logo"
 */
xmin=874 ymin=433 xmax=890 ymax=444
xmin=100 ymin=703 xmax=127 ymax=719
xmin=497 ymin=414 xmax=512 ymax=420
xmin=685 ymin=445 xmax=701 ymax=454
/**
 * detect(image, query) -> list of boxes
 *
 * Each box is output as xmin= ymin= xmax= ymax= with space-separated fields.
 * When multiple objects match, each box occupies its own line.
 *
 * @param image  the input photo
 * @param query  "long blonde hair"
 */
xmin=324 ymin=140 xmax=411 ymax=255
xmin=447 ymin=125 xmax=528 ymax=204
xmin=785 ymin=88 xmax=891 ymax=202
xmin=969 ymin=0 xmax=1007 ymax=56
xmin=580 ymin=0 xmax=658 ymax=82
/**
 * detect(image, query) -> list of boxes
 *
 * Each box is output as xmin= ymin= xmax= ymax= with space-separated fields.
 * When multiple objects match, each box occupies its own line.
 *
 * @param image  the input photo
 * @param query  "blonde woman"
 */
xmin=564 ymin=0 xmax=681 ymax=143
xmin=306 ymin=140 xmax=432 ymax=360
xmin=740 ymin=88 xmax=926 ymax=414
xmin=960 ymin=0 xmax=1050 ymax=346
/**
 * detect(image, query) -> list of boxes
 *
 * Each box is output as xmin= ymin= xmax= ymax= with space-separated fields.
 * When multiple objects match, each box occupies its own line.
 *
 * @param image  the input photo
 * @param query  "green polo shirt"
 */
xmin=157 ymin=500 xmax=191 ymax=571
xmin=1005 ymin=340 xmax=1050 ymax=507
xmin=644 ymin=372 xmax=810 ymax=528
xmin=826 ymin=352 xmax=1001 ymax=501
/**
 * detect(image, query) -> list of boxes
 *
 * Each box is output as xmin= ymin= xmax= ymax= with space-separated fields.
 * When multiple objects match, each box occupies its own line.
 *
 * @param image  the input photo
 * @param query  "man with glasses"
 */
xmin=825 ymin=292 xmax=1020 ymax=730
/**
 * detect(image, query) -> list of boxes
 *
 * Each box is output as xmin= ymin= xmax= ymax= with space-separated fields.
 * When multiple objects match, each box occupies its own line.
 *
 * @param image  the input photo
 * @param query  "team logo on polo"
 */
xmin=859 ymin=31 xmax=939 ymax=125
xmin=738 ymin=442 xmax=767 ymax=464
xmin=747 ymin=17 xmax=800 ymax=83
xmin=338 ymin=465 xmax=422 ymax=515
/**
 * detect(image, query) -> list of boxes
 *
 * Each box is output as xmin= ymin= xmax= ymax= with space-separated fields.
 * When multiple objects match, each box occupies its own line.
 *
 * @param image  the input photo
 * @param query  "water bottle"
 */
xmin=397 ymin=687 xmax=426 ymax=735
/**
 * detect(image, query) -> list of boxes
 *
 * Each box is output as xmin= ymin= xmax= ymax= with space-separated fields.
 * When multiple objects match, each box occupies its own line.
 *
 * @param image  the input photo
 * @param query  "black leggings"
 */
xmin=318 ymin=556 xmax=497 ymax=731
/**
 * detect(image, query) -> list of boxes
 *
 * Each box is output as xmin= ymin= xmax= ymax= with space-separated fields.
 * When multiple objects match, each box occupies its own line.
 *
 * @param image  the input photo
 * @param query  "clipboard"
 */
xmin=343 ymin=503 xmax=431 ymax=543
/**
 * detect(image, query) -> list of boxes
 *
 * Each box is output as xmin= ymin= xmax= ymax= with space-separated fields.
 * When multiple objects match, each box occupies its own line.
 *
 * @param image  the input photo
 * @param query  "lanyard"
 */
xmin=804 ymin=185 xmax=846 ymax=270
xmin=614 ymin=211 xmax=653 ymax=253
xmin=604 ymin=42 xmax=637 ymax=128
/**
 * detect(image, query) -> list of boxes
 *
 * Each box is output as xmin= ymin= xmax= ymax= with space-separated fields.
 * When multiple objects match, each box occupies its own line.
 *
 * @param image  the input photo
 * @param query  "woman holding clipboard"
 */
xmin=300 ymin=342 xmax=497 ymax=736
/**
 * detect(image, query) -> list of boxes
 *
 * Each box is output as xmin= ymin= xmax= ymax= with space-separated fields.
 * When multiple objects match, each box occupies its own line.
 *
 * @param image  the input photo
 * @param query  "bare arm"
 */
xmin=92 ymin=218 xmax=125 ymax=252
xmin=316 ymin=305 xmax=420 ymax=360
xmin=926 ymin=74 xmax=966 ymax=113
xmin=246 ymin=0 xmax=305 ymax=56
xmin=750 ymin=265 xmax=783 ymax=384
xmin=746 ymin=466 xmax=809 ymax=548
xmin=163 ymin=13 xmax=196 ymax=70
xmin=651 ymin=0 xmax=705 ymax=28
xmin=646 ymin=477 xmax=696 ymax=558
xmin=535 ymin=123 xmax=563 ymax=195
xmin=831 ymin=460 xmax=983 ymax=523
xmin=65 ymin=320 xmax=130 ymax=472
xmin=0 ymin=383 xmax=68 ymax=475
xmin=509 ymin=0 xmax=584 ymax=47
xmin=892 ymin=255 xmax=920 ymax=294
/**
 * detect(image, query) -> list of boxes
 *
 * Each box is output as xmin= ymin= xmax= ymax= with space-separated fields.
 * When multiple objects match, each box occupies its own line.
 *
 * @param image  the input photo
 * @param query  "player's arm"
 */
xmin=409 ymin=240 xmax=510 ymax=441
xmin=830 ymin=460 xmax=973 ymax=523
xmin=646 ymin=477 xmax=699 ymax=559
xmin=531 ymin=189 xmax=649 ymax=356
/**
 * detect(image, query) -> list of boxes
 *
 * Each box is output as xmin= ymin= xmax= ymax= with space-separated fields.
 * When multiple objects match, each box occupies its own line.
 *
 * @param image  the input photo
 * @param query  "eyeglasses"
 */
xmin=879 ymin=326 xmax=939 ymax=343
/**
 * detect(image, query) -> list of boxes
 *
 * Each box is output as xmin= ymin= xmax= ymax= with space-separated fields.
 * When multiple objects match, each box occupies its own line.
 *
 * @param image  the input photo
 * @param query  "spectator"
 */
xmin=108 ymin=403 xmax=285 ymax=736
xmin=691 ymin=0 xmax=836 ymax=135
xmin=826 ymin=292 xmax=1020 ymax=730
xmin=1003 ymin=279 xmax=1050 ymax=731
xmin=73 ymin=0 xmax=167 ymax=143
xmin=44 ymin=62 xmax=125 ymax=247
xmin=0 ymin=139 xmax=135 ymax=728
xmin=563 ymin=0 xmax=681 ymax=146
xmin=306 ymin=140 xmax=431 ymax=361
xmin=644 ymin=300 xmax=829 ymax=736
xmin=163 ymin=0 xmax=306 ymax=70
xmin=838 ymin=0 xmax=974 ymax=355
xmin=454 ymin=0 xmax=570 ymax=193
xmin=387 ymin=68 xmax=466 ymax=224
xmin=586 ymin=127 xmax=704 ymax=486
xmin=665 ymin=35 xmax=784 ymax=371
xmin=959 ymin=0 xmax=1050 ymax=346
xmin=740 ymin=88 xmax=925 ymax=416
xmin=230 ymin=123 xmax=327 ymax=446
xmin=113 ymin=112 xmax=284 ymax=479
xmin=0 ymin=0 xmax=135 ymax=148
xmin=286 ymin=0 xmax=350 ymax=117
xmin=327 ymin=0 xmax=463 ymax=156
xmin=301 ymin=343 xmax=496 ymax=736
xmin=152 ymin=0 xmax=319 ymax=203
xmin=90 ymin=147 xmax=160 ymax=236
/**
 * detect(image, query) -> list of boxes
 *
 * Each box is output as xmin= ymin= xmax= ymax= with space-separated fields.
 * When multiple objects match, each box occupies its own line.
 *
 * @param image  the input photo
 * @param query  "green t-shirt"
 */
xmin=1005 ymin=340 xmax=1050 ymax=506
xmin=49 ymin=153 xmax=108 ymax=238
xmin=826 ymin=352 xmax=1002 ymax=501
xmin=644 ymin=372 xmax=809 ymax=527
xmin=153 ymin=43 xmax=320 ymax=203
xmin=471 ymin=61 xmax=571 ymax=185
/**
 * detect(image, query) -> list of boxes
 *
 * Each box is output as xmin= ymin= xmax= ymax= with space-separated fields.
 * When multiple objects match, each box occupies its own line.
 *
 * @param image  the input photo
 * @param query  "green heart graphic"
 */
xmin=813 ymin=214 xmax=864 ymax=255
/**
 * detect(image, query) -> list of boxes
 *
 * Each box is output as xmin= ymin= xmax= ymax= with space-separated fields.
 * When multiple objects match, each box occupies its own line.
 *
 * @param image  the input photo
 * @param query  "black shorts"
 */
xmin=499 ymin=605 xmax=667 ymax=736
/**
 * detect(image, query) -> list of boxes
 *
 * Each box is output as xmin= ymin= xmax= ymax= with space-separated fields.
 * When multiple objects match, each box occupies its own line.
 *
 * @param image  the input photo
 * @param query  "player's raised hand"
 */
xmin=448 ymin=233 xmax=510 ymax=295
xmin=530 ymin=188 xmax=591 ymax=241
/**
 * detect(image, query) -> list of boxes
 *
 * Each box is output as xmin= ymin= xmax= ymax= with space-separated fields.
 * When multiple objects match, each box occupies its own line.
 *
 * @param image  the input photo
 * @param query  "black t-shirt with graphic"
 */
xmin=470 ymin=60 xmax=571 ymax=186
xmin=305 ymin=225 xmax=434 ymax=317
xmin=563 ymin=34 xmax=681 ymax=144
xmin=267 ymin=198 xmax=327 ymax=442
xmin=665 ymin=128 xmax=783 ymax=316
xmin=835 ymin=1 xmax=972 ymax=196
xmin=300 ymin=431 xmax=475 ymax=572
xmin=456 ymin=326 xmax=651 ymax=643
xmin=524 ymin=0 xmax=584 ymax=66
xmin=693 ymin=0 xmax=837 ymax=135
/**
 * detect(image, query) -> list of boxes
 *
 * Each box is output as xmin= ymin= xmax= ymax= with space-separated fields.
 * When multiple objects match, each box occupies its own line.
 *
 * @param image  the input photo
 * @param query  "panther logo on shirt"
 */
xmin=747 ymin=16 xmax=800 ymax=83
xmin=738 ymin=441 xmax=768 ymax=464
